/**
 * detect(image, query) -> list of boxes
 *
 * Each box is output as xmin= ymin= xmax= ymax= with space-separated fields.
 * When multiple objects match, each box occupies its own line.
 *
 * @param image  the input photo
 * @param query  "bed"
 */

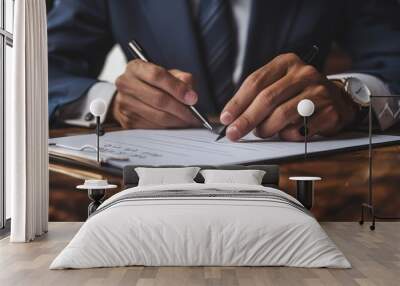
xmin=50 ymin=165 xmax=350 ymax=269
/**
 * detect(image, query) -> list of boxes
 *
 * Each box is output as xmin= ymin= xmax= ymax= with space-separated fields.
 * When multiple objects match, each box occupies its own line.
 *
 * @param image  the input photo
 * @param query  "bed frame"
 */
xmin=123 ymin=165 xmax=280 ymax=189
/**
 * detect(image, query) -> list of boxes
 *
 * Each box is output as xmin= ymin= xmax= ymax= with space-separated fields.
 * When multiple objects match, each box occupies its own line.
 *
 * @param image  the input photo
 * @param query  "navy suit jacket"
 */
xmin=47 ymin=0 xmax=400 ymax=123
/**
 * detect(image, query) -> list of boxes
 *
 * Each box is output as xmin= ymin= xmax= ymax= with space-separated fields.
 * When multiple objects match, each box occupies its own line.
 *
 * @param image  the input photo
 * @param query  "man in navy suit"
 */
xmin=48 ymin=0 xmax=400 ymax=141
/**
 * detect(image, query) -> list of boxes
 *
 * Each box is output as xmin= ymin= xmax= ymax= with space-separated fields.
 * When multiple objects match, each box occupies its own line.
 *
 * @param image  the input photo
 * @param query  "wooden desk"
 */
xmin=49 ymin=127 xmax=400 ymax=222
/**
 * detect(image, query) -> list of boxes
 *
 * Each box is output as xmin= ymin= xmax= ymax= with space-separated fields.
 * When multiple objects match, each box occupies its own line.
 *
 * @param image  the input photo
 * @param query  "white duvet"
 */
xmin=50 ymin=183 xmax=350 ymax=269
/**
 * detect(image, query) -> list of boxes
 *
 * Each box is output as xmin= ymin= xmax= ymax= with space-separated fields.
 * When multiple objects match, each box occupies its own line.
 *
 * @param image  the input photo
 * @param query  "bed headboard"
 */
xmin=123 ymin=165 xmax=280 ymax=189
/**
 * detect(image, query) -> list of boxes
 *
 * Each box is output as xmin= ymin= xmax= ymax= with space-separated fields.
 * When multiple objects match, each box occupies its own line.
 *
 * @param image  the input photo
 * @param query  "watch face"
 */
xmin=346 ymin=77 xmax=371 ymax=106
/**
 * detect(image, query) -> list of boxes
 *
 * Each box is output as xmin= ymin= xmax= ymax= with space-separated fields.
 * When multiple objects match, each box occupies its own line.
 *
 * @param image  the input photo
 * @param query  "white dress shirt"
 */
xmin=58 ymin=0 xmax=392 ymax=128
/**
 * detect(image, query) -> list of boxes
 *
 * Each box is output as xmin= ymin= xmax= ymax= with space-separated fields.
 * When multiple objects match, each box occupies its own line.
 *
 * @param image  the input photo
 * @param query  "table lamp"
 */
xmin=89 ymin=99 xmax=106 ymax=163
xmin=297 ymin=99 xmax=315 ymax=159
xmin=290 ymin=99 xmax=321 ymax=210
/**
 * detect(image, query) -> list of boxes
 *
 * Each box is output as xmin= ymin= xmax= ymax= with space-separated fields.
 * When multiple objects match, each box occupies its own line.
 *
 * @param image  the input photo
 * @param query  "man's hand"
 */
xmin=112 ymin=59 xmax=201 ymax=129
xmin=220 ymin=53 xmax=359 ymax=141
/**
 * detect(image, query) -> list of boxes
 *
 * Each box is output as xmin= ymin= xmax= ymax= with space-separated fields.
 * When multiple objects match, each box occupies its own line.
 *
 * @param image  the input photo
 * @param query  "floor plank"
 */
xmin=0 ymin=222 xmax=399 ymax=286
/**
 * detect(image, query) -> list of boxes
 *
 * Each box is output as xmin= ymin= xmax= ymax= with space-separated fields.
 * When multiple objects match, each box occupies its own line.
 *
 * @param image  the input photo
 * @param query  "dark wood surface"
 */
xmin=49 ymin=127 xmax=400 ymax=222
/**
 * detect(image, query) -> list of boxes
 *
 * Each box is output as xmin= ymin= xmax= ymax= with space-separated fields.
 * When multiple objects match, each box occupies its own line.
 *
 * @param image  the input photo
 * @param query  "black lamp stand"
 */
xmin=88 ymin=189 xmax=106 ymax=216
xmin=359 ymin=95 xmax=400 ymax=230
xmin=359 ymin=103 xmax=376 ymax=230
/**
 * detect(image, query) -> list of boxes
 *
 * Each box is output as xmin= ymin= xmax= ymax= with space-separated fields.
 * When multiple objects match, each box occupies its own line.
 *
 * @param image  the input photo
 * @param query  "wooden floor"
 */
xmin=0 ymin=222 xmax=399 ymax=286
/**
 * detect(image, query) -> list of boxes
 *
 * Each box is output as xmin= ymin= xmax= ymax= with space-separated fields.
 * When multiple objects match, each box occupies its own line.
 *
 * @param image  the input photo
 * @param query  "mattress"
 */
xmin=50 ymin=183 xmax=351 ymax=269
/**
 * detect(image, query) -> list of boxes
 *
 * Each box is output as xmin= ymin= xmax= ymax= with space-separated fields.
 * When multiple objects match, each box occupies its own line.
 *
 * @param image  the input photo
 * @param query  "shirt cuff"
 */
xmin=327 ymin=73 xmax=398 ymax=130
xmin=57 ymin=82 xmax=117 ymax=127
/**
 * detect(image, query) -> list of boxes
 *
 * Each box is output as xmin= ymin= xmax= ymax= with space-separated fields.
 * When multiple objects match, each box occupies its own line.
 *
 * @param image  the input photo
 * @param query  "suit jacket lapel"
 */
xmin=241 ymin=0 xmax=302 ymax=83
xmin=138 ymin=0 xmax=218 ymax=114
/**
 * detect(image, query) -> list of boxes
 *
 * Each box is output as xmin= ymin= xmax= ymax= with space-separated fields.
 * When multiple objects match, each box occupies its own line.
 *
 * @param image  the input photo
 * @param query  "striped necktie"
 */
xmin=197 ymin=0 xmax=236 ymax=109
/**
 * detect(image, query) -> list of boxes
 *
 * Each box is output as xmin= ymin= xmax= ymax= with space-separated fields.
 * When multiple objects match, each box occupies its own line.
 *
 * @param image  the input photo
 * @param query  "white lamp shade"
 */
xmin=297 ymin=99 xmax=315 ymax=117
xmin=90 ymin=99 xmax=107 ymax=117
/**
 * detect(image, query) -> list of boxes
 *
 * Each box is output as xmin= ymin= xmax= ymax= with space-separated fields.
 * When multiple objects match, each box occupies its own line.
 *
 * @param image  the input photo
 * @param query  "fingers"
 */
xmin=113 ymin=107 xmax=163 ymax=129
xmin=118 ymin=94 xmax=192 ymax=128
xmin=218 ymin=48 xmax=351 ymax=141
xmin=278 ymin=122 xmax=304 ymax=141
xmin=227 ymin=74 xmax=307 ymax=140
xmin=111 ymin=91 xmax=200 ymax=129
xmin=309 ymin=105 xmax=341 ymax=136
xmin=125 ymin=59 xmax=198 ymax=105
xmin=169 ymin=69 xmax=195 ymax=87
xmin=220 ymin=55 xmax=291 ymax=125
xmin=278 ymin=105 xmax=342 ymax=141
xmin=226 ymin=68 xmax=319 ymax=141
xmin=255 ymin=85 xmax=331 ymax=138
xmin=113 ymin=60 xmax=203 ymax=130
xmin=115 ymin=75 xmax=198 ymax=125
xmin=220 ymin=53 xmax=323 ymax=141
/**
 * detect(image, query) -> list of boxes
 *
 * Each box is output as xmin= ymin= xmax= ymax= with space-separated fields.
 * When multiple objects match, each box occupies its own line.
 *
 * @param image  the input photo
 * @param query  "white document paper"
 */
xmin=48 ymin=129 xmax=400 ymax=168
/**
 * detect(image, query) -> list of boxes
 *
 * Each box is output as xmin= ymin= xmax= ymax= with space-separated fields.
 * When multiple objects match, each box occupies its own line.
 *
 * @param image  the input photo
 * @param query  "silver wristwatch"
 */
xmin=339 ymin=77 xmax=371 ymax=107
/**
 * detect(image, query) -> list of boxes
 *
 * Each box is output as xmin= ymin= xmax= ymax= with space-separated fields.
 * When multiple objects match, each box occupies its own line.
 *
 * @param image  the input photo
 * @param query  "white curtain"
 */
xmin=8 ymin=0 xmax=49 ymax=242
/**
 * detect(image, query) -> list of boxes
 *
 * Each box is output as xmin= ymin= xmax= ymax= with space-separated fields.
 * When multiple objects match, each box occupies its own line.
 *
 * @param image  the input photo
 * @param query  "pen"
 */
xmin=302 ymin=45 xmax=319 ymax=65
xmin=128 ymin=40 xmax=214 ymax=132
xmin=215 ymin=45 xmax=320 ymax=142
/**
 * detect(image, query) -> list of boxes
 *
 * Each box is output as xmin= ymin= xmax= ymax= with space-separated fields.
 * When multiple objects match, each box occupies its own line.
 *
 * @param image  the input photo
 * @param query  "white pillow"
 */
xmin=200 ymin=169 xmax=266 ymax=185
xmin=135 ymin=167 xmax=200 ymax=186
